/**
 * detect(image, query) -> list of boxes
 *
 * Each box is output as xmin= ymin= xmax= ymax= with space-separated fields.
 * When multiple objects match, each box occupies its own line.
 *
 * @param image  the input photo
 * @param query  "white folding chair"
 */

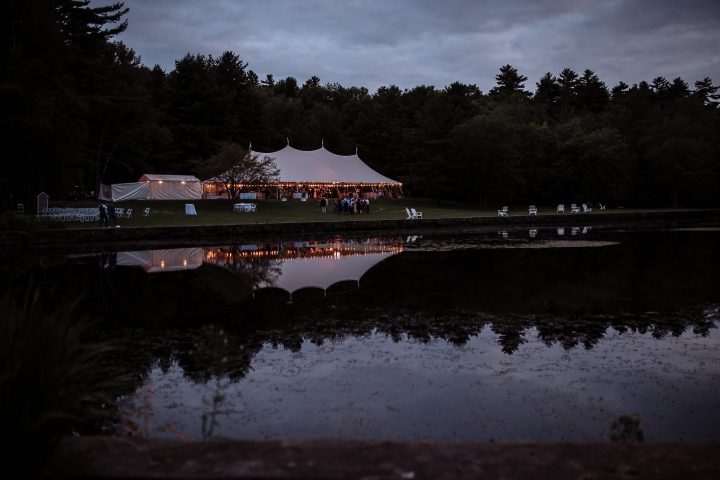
xmin=557 ymin=204 xmax=565 ymax=214
xmin=411 ymin=208 xmax=423 ymax=219
xmin=528 ymin=205 xmax=537 ymax=215
xmin=143 ymin=207 xmax=151 ymax=216
xmin=497 ymin=206 xmax=509 ymax=217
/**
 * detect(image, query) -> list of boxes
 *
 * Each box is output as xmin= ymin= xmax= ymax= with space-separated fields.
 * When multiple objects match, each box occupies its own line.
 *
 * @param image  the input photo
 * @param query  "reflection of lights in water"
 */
xmin=202 ymin=240 xmax=403 ymax=267
xmin=183 ymin=259 xmax=188 ymax=268
xmin=160 ymin=260 xmax=165 ymax=269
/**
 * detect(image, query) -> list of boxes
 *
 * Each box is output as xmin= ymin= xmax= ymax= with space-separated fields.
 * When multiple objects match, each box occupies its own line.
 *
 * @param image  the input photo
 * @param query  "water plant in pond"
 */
xmin=611 ymin=415 xmax=645 ymax=443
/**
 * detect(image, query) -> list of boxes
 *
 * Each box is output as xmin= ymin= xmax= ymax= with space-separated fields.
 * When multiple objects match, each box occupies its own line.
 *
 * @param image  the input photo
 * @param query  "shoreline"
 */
xmin=47 ymin=437 xmax=720 ymax=479
xmin=2 ymin=209 xmax=719 ymax=251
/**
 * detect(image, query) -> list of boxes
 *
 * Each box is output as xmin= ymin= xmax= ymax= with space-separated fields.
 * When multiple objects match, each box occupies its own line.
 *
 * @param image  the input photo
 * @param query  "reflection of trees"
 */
xmin=201 ymin=377 xmax=231 ymax=440
xmin=90 ymin=304 xmax=719 ymax=435
xmin=207 ymin=245 xmax=282 ymax=289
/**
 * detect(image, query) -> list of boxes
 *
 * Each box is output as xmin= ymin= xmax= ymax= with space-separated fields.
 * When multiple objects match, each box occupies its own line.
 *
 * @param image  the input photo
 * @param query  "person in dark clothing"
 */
xmin=107 ymin=201 xmax=118 ymax=227
xmin=98 ymin=202 xmax=108 ymax=227
xmin=319 ymin=197 xmax=328 ymax=213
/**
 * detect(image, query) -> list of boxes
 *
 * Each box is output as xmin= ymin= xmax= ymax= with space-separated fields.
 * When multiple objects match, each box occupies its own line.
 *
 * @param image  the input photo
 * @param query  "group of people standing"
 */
xmin=98 ymin=201 xmax=119 ymax=227
xmin=328 ymin=195 xmax=370 ymax=215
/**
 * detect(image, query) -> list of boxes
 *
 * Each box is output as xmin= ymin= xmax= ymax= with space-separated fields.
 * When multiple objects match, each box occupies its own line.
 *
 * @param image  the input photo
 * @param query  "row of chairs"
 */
xmin=557 ymin=203 xmax=603 ymax=214
xmin=37 ymin=207 xmax=100 ymax=222
xmin=36 ymin=206 xmax=149 ymax=222
xmin=498 ymin=226 xmax=592 ymax=238
xmin=499 ymin=203 xmax=606 ymax=216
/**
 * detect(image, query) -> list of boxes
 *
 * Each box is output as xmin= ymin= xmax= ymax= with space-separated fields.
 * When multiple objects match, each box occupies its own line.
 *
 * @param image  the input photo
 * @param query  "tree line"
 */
xmin=2 ymin=1 xmax=719 ymax=209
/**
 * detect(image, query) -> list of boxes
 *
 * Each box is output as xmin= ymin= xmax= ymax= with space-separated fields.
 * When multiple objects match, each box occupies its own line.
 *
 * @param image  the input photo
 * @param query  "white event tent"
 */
xmin=204 ymin=142 xmax=402 ymax=198
xmin=100 ymin=174 xmax=203 ymax=201
xmin=250 ymin=144 xmax=399 ymax=185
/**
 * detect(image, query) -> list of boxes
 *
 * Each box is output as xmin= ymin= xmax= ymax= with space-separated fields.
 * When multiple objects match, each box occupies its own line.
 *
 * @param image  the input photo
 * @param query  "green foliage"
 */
xmin=489 ymin=64 xmax=530 ymax=98
xmin=0 ymin=286 xmax=111 ymax=474
xmin=198 ymin=143 xmax=280 ymax=199
xmin=2 ymin=8 xmax=720 ymax=210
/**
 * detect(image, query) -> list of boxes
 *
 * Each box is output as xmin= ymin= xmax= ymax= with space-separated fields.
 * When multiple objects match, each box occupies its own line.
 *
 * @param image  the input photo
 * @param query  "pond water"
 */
xmin=3 ymin=227 xmax=719 ymax=443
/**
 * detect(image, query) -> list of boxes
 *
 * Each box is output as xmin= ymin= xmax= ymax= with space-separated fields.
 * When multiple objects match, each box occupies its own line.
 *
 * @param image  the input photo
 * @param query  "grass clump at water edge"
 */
xmin=0 ymin=286 xmax=110 ymax=476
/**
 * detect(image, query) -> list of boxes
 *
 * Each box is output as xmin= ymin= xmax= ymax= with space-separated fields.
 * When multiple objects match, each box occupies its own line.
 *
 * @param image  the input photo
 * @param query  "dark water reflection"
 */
xmin=2 ymin=229 xmax=719 ymax=442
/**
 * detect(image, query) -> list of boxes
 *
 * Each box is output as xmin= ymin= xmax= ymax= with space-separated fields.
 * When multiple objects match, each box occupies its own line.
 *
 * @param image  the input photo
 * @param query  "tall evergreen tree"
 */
xmin=693 ymin=77 xmax=720 ymax=107
xmin=489 ymin=64 xmax=530 ymax=98
xmin=576 ymin=69 xmax=609 ymax=112
xmin=557 ymin=68 xmax=580 ymax=109
xmin=534 ymin=72 xmax=560 ymax=112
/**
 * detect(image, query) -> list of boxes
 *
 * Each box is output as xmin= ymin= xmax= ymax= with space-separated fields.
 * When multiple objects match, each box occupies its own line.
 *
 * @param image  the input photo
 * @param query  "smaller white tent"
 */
xmin=100 ymin=174 xmax=203 ymax=201
xmin=116 ymin=248 xmax=204 ymax=273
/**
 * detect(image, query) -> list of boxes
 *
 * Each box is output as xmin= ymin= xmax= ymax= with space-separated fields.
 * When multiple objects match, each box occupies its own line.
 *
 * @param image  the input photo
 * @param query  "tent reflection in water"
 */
xmin=116 ymin=248 xmax=204 ymax=273
xmin=258 ymin=252 xmax=396 ymax=294
xmin=114 ymin=243 xmax=400 ymax=294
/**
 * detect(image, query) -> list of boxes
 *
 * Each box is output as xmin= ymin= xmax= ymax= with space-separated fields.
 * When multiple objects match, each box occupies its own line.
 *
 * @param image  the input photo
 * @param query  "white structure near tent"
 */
xmin=204 ymin=142 xmax=402 ymax=199
xmin=100 ymin=174 xmax=203 ymax=201
xmin=116 ymin=248 xmax=204 ymax=273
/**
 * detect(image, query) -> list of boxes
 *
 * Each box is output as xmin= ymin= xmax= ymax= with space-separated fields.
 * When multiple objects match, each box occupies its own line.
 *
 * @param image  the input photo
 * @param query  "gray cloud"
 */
xmin=106 ymin=0 xmax=720 ymax=92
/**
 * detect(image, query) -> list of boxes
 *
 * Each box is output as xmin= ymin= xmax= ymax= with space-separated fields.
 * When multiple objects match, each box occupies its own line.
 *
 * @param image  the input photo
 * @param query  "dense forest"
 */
xmin=2 ymin=1 xmax=720 ymax=210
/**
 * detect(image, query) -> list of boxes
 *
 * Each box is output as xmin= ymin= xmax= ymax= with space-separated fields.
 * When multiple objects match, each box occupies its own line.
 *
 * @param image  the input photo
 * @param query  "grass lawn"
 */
xmin=44 ymin=198 xmax=696 ymax=229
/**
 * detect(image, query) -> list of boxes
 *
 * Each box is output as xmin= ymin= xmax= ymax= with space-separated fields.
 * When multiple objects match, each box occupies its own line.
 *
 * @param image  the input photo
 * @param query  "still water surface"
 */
xmin=5 ymin=228 xmax=719 ymax=442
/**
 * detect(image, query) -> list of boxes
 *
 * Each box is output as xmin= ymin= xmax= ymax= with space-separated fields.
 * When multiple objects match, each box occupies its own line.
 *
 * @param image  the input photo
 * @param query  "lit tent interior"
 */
xmin=204 ymin=142 xmax=402 ymax=197
xmin=99 ymin=174 xmax=203 ymax=201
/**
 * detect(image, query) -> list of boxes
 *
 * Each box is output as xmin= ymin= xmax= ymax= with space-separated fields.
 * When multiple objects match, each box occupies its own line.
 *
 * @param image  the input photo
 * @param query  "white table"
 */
xmin=185 ymin=203 xmax=197 ymax=215
xmin=233 ymin=203 xmax=255 ymax=212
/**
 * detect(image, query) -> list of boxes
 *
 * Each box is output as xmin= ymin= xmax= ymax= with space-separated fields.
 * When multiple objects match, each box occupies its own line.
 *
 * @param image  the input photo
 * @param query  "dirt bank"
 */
xmin=47 ymin=437 xmax=720 ymax=479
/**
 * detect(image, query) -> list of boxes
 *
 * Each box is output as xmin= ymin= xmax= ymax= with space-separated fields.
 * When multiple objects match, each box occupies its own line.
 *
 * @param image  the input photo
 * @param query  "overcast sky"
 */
xmin=108 ymin=0 xmax=720 ymax=93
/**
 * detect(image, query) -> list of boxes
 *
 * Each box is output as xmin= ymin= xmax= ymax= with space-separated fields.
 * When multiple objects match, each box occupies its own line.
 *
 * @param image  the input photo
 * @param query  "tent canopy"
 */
xmin=140 ymin=174 xmax=202 ymax=183
xmin=101 ymin=174 xmax=203 ymax=201
xmin=139 ymin=174 xmax=203 ymax=200
xmin=247 ymin=145 xmax=400 ymax=185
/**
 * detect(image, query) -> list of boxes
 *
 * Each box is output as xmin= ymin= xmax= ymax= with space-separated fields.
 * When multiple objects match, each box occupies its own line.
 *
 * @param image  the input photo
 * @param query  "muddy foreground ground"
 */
xmin=47 ymin=437 xmax=720 ymax=479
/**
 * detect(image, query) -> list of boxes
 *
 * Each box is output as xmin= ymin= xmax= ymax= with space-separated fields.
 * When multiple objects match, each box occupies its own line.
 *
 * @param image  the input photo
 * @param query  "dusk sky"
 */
xmin=109 ymin=0 xmax=720 ymax=93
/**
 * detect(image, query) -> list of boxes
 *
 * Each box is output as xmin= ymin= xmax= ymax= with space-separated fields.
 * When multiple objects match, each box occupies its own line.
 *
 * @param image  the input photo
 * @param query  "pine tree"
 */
xmin=576 ymin=69 xmax=609 ymax=112
xmin=693 ymin=77 xmax=720 ymax=107
xmin=489 ymin=65 xmax=530 ymax=98
xmin=55 ymin=1 xmax=128 ymax=50
xmin=534 ymin=72 xmax=560 ymax=109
